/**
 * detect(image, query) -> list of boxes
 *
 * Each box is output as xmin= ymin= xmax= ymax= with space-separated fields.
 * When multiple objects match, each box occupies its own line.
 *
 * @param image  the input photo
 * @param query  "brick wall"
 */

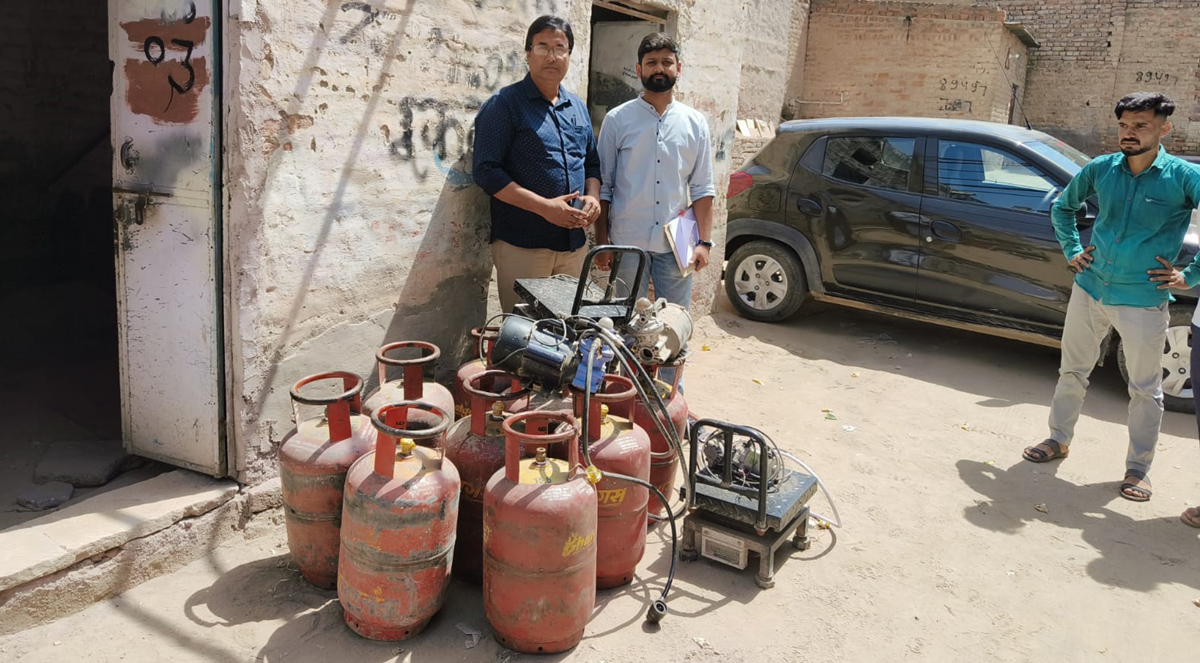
xmin=997 ymin=0 xmax=1200 ymax=156
xmin=731 ymin=135 xmax=772 ymax=170
xmin=795 ymin=1 xmax=1027 ymax=123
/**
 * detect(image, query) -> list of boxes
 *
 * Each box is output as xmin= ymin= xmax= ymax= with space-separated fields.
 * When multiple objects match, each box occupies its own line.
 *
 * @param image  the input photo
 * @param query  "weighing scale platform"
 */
xmin=514 ymin=275 xmax=631 ymax=322
xmin=681 ymin=471 xmax=819 ymax=588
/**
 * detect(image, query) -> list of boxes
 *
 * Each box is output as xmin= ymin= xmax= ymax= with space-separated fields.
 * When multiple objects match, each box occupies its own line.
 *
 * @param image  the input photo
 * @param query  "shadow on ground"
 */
xmin=173 ymin=515 xmax=837 ymax=663
xmin=957 ymin=458 xmax=1200 ymax=593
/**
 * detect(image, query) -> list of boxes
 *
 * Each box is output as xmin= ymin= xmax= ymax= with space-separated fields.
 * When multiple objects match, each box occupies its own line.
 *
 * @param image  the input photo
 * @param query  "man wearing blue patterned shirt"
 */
xmin=1022 ymin=92 xmax=1200 ymax=503
xmin=473 ymin=16 xmax=602 ymax=312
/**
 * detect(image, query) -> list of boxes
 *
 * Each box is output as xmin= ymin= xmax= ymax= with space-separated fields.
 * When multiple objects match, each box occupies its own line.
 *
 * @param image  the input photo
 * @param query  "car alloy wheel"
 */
xmin=732 ymin=254 xmax=789 ymax=312
xmin=1159 ymin=325 xmax=1192 ymax=401
xmin=723 ymin=240 xmax=807 ymax=322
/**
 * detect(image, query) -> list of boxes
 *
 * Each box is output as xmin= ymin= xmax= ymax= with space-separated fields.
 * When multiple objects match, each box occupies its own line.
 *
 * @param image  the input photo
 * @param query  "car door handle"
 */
xmin=796 ymin=198 xmax=823 ymax=216
xmin=928 ymin=220 xmax=962 ymax=242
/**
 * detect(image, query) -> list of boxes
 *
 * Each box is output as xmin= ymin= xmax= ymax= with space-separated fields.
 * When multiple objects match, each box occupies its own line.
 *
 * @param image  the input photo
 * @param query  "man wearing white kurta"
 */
xmin=595 ymin=32 xmax=716 ymax=310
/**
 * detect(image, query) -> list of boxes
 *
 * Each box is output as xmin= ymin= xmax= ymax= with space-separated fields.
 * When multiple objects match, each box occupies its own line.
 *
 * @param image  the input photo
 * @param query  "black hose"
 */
xmin=565 ymin=318 xmax=689 ymax=522
xmin=578 ymin=320 xmax=691 ymax=522
xmin=579 ymin=331 xmax=601 ymax=468
xmin=603 ymin=470 xmax=676 ymax=623
xmin=572 ymin=329 xmax=676 ymax=622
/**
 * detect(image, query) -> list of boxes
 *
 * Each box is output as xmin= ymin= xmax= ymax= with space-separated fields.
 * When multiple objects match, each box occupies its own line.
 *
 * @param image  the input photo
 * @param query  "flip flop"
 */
xmin=1022 ymin=439 xmax=1068 ymax=463
xmin=1180 ymin=507 xmax=1200 ymax=528
xmin=1119 ymin=470 xmax=1152 ymax=502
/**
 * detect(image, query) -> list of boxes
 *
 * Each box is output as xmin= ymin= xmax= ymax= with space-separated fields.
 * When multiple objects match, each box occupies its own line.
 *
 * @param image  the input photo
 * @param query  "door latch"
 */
xmin=113 ymin=186 xmax=173 ymax=225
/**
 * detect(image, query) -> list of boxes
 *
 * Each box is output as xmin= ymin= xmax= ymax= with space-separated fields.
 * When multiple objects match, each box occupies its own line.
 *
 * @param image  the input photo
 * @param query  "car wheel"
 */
xmin=1117 ymin=303 xmax=1195 ymax=414
xmin=723 ymin=240 xmax=807 ymax=322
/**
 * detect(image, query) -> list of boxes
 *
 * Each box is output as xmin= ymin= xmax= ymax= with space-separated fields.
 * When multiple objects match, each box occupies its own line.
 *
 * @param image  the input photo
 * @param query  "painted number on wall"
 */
xmin=391 ymin=97 xmax=477 ymax=184
xmin=939 ymin=78 xmax=988 ymax=96
xmin=121 ymin=1 xmax=210 ymax=124
xmin=939 ymin=98 xmax=973 ymax=113
xmin=1135 ymin=71 xmax=1171 ymax=84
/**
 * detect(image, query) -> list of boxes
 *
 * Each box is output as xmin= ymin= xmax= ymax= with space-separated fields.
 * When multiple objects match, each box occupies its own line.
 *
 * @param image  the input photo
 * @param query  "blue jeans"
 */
xmin=614 ymin=251 xmax=692 ymax=393
xmin=613 ymin=250 xmax=693 ymax=306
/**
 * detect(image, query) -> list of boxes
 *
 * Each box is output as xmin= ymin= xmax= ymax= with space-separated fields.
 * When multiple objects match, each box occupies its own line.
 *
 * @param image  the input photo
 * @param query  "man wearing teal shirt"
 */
xmin=1022 ymin=92 xmax=1200 ymax=503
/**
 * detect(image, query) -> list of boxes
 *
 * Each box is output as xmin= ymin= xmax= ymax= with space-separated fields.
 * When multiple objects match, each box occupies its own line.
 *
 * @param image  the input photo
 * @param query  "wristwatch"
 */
xmin=697 ymin=239 xmax=714 ymax=249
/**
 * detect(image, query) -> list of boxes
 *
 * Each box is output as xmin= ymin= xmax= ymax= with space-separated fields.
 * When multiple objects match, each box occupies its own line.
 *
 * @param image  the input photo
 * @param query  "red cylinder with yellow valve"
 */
xmin=631 ymin=360 xmax=688 ymax=518
xmin=571 ymin=375 xmax=651 ymax=589
xmin=338 ymin=401 xmax=459 ymax=641
xmin=483 ymin=411 xmax=596 ymax=654
xmin=362 ymin=341 xmax=454 ymax=426
xmin=443 ymin=370 xmax=530 ymax=583
xmin=453 ymin=326 xmax=500 ymax=419
xmin=279 ymin=371 xmax=377 ymax=589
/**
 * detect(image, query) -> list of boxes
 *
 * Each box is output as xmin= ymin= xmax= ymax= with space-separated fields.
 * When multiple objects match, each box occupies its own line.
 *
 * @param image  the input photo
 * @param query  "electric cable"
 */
xmin=983 ymin=30 xmax=1033 ymax=130
xmin=778 ymin=449 xmax=843 ymax=529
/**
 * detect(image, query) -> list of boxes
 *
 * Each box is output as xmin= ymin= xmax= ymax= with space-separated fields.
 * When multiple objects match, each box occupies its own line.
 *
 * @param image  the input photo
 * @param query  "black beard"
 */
xmin=1120 ymin=142 xmax=1152 ymax=156
xmin=642 ymin=73 xmax=675 ymax=93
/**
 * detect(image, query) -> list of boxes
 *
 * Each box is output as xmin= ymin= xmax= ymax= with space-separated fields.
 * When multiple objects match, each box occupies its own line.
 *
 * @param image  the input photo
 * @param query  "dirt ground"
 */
xmin=3 ymin=298 xmax=1199 ymax=662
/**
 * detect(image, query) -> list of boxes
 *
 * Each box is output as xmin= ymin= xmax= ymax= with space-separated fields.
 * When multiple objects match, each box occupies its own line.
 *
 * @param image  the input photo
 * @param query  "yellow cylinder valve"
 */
xmin=398 ymin=438 xmax=416 ymax=456
xmin=585 ymin=464 xmax=603 ymax=485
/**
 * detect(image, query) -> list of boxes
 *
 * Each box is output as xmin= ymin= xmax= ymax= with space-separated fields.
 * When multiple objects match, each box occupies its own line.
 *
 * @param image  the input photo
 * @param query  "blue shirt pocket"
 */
xmin=564 ymin=121 xmax=591 ymax=159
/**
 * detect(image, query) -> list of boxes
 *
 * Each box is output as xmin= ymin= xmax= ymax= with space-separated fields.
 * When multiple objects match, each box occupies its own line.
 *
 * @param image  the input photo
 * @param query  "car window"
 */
xmin=937 ymin=141 xmax=1060 ymax=214
xmin=1026 ymin=139 xmax=1089 ymax=175
xmin=822 ymin=137 xmax=915 ymax=192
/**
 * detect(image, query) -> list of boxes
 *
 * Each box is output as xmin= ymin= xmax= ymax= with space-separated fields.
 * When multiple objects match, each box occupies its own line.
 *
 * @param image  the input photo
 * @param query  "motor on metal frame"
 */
xmin=623 ymin=296 xmax=693 ymax=367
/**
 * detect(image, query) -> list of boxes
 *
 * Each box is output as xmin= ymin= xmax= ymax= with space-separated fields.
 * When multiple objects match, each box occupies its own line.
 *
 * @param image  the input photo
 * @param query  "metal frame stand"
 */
xmin=680 ymin=505 xmax=811 ymax=589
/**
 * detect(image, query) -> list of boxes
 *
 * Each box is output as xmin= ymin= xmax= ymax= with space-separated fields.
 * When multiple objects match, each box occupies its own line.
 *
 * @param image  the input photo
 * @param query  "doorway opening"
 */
xmin=587 ymin=2 xmax=671 ymax=137
xmin=0 ymin=3 xmax=166 ymax=532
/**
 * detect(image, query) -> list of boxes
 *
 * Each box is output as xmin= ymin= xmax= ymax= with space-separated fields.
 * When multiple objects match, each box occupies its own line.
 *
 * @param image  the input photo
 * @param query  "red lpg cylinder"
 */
xmin=453 ymin=326 xmax=500 ymax=419
xmin=338 ymin=401 xmax=459 ymax=641
xmin=484 ymin=411 xmax=597 ymax=654
xmin=362 ymin=341 xmax=455 ymax=425
xmin=443 ymin=370 xmax=530 ymax=583
xmin=571 ymin=375 xmax=651 ymax=589
xmin=632 ymin=360 xmax=688 ymax=518
xmin=279 ymin=372 xmax=378 ymax=589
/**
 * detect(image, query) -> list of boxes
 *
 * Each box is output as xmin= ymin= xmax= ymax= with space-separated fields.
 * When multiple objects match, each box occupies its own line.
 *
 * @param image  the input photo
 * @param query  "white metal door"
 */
xmin=110 ymin=0 xmax=223 ymax=475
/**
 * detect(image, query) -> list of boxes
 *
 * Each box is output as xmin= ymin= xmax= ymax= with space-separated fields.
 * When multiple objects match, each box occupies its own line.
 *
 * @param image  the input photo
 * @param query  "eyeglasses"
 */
xmin=531 ymin=44 xmax=570 ymax=59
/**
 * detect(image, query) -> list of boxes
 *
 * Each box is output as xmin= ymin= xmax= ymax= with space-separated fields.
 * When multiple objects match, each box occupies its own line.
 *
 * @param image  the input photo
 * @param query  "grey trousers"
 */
xmin=1047 ymin=284 xmax=1168 ymax=474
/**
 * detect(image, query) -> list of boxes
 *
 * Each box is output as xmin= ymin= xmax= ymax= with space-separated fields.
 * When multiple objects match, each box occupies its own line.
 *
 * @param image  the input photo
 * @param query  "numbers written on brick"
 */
xmin=939 ymin=78 xmax=988 ymax=96
xmin=1135 ymin=71 xmax=1171 ymax=84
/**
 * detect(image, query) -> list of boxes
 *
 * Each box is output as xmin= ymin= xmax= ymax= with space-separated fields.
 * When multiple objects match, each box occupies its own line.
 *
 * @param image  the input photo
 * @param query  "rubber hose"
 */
xmin=568 ymin=318 xmax=691 ymax=522
xmin=603 ymin=470 xmax=677 ymax=621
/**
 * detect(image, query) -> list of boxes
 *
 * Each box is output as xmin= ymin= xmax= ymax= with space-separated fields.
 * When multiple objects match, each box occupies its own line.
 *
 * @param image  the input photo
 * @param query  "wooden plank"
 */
xmin=593 ymin=0 xmax=667 ymax=26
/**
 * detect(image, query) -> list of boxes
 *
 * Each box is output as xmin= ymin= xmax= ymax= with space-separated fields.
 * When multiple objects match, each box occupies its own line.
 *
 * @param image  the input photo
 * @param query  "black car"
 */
xmin=724 ymin=117 xmax=1200 ymax=412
